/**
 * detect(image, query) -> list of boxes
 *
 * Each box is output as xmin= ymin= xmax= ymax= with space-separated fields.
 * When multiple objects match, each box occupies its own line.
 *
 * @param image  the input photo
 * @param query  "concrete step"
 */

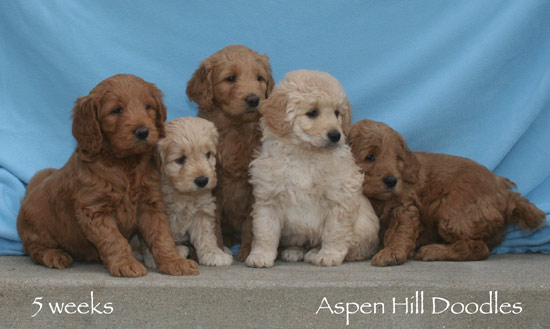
xmin=1 ymin=254 xmax=549 ymax=328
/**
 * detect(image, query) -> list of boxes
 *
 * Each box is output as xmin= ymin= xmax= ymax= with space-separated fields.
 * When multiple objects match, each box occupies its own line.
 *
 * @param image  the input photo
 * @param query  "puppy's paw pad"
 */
xmin=158 ymin=258 xmax=199 ymax=276
xmin=245 ymin=252 xmax=275 ymax=268
xmin=200 ymin=252 xmax=233 ymax=266
xmin=371 ymin=248 xmax=407 ymax=266
xmin=280 ymin=247 xmax=305 ymax=262
xmin=176 ymin=245 xmax=190 ymax=259
xmin=43 ymin=250 xmax=73 ymax=269
xmin=110 ymin=259 xmax=147 ymax=277
xmin=415 ymin=245 xmax=446 ymax=261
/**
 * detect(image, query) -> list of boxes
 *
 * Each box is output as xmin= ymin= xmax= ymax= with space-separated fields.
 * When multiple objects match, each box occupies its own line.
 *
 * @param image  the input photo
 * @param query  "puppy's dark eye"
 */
xmin=365 ymin=154 xmax=376 ymax=162
xmin=111 ymin=107 xmax=123 ymax=114
xmin=335 ymin=110 xmax=340 ymax=118
xmin=225 ymin=75 xmax=236 ymax=82
xmin=145 ymin=105 xmax=152 ymax=110
xmin=175 ymin=155 xmax=186 ymax=164
xmin=257 ymin=75 xmax=264 ymax=82
xmin=206 ymin=152 xmax=211 ymax=159
xmin=306 ymin=109 xmax=319 ymax=118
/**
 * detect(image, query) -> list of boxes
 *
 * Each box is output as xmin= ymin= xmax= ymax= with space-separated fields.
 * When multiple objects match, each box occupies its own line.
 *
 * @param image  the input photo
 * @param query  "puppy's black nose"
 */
xmin=383 ymin=176 xmax=398 ymax=189
xmin=327 ymin=130 xmax=341 ymax=143
xmin=245 ymin=94 xmax=260 ymax=108
xmin=134 ymin=126 xmax=149 ymax=140
xmin=194 ymin=176 xmax=209 ymax=188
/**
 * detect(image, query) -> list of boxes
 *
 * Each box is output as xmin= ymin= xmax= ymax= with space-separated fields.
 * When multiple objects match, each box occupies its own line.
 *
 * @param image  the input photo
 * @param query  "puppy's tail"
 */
xmin=500 ymin=177 xmax=546 ymax=231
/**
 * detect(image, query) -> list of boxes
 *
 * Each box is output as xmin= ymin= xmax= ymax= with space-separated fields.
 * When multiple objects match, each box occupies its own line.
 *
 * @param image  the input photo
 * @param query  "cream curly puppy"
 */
xmin=245 ymin=70 xmax=379 ymax=268
xmin=136 ymin=117 xmax=233 ymax=267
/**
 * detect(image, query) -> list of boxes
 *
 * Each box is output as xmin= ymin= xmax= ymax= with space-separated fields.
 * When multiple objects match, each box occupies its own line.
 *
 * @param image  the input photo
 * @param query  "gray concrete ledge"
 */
xmin=1 ymin=254 xmax=549 ymax=328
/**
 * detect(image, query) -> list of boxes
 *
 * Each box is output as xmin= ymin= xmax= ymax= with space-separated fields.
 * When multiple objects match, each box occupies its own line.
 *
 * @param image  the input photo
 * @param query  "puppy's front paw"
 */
xmin=371 ymin=248 xmax=408 ymax=266
xmin=158 ymin=258 xmax=199 ymax=276
xmin=304 ymin=249 xmax=345 ymax=266
xmin=280 ymin=247 xmax=305 ymax=262
xmin=199 ymin=251 xmax=233 ymax=266
xmin=245 ymin=251 xmax=276 ymax=268
xmin=109 ymin=258 xmax=147 ymax=277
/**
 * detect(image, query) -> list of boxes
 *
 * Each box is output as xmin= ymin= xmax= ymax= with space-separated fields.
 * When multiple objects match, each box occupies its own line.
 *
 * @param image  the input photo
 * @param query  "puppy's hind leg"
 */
xmin=20 ymin=224 xmax=73 ymax=269
xmin=27 ymin=244 xmax=73 ymax=269
xmin=349 ymin=199 xmax=381 ymax=263
xmin=415 ymin=240 xmax=489 ymax=261
xmin=280 ymin=247 xmax=305 ymax=262
xmin=18 ymin=213 xmax=73 ymax=269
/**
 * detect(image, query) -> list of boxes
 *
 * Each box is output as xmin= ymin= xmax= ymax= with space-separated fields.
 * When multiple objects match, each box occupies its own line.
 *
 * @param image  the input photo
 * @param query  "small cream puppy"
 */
xmin=246 ymin=70 xmax=379 ymax=268
xmin=137 ymin=117 xmax=233 ymax=267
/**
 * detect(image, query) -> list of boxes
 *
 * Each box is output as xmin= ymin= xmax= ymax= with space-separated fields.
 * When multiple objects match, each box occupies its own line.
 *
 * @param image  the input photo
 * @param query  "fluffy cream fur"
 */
xmin=245 ymin=70 xmax=379 ymax=268
xmin=136 ymin=117 xmax=233 ymax=267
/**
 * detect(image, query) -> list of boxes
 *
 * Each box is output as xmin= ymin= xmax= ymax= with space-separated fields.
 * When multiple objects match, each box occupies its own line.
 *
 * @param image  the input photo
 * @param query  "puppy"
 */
xmin=349 ymin=119 xmax=546 ymax=266
xmin=186 ymin=45 xmax=275 ymax=261
xmin=136 ymin=117 xmax=233 ymax=267
xmin=245 ymin=70 xmax=379 ymax=268
xmin=17 ymin=74 xmax=199 ymax=277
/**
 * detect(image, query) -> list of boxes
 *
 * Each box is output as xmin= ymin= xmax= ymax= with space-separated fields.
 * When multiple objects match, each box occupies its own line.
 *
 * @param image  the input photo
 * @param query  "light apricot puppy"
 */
xmin=138 ymin=117 xmax=233 ymax=267
xmin=246 ymin=70 xmax=379 ymax=268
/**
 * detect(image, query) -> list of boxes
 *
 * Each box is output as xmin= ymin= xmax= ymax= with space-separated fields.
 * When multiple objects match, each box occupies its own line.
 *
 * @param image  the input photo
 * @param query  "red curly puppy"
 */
xmin=17 ymin=74 xmax=199 ymax=277
xmin=349 ymin=119 xmax=545 ymax=266
xmin=186 ymin=45 xmax=274 ymax=261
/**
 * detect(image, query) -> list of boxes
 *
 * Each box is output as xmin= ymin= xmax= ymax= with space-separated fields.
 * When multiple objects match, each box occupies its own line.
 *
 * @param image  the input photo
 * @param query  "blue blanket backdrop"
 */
xmin=1 ymin=1 xmax=549 ymax=255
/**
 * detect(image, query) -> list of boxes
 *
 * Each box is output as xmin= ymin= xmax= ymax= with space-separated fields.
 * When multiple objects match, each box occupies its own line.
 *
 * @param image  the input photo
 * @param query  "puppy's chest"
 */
xmin=109 ymin=168 xmax=152 ymax=236
xmin=217 ymin=129 xmax=260 ymax=179
xmin=272 ymin=155 xmax=333 ymax=234
xmin=165 ymin=195 xmax=215 ymax=243
xmin=271 ymin=153 xmax=334 ymax=194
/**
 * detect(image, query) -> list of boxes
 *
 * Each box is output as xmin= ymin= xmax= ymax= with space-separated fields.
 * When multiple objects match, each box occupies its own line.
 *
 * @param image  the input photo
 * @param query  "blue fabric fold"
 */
xmin=1 ymin=1 xmax=548 ymax=255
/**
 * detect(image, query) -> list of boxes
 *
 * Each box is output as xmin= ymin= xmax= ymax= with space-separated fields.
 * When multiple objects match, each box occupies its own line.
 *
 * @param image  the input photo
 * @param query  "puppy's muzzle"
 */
xmin=134 ymin=126 xmax=149 ymax=140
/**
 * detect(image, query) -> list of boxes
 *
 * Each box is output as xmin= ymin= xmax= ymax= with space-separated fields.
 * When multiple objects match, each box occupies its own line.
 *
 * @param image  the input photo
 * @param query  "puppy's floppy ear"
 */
xmin=346 ymin=120 xmax=359 ymax=146
xmin=186 ymin=61 xmax=213 ymax=111
xmin=72 ymin=95 xmax=102 ymax=161
xmin=341 ymin=100 xmax=353 ymax=138
xmin=151 ymin=85 xmax=167 ymax=138
xmin=260 ymin=88 xmax=291 ymax=137
xmin=397 ymin=132 xmax=420 ymax=184
xmin=209 ymin=122 xmax=219 ymax=147
xmin=153 ymin=144 xmax=163 ymax=170
xmin=260 ymin=54 xmax=275 ymax=98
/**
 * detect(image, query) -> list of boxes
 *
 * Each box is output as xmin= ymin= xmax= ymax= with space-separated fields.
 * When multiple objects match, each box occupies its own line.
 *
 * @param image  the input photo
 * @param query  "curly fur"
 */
xmin=348 ymin=119 xmax=546 ymax=266
xmin=245 ymin=70 xmax=379 ymax=268
xmin=186 ymin=45 xmax=275 ymax=261
xmin=17 ymin=74 xmax=199 ymax=277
